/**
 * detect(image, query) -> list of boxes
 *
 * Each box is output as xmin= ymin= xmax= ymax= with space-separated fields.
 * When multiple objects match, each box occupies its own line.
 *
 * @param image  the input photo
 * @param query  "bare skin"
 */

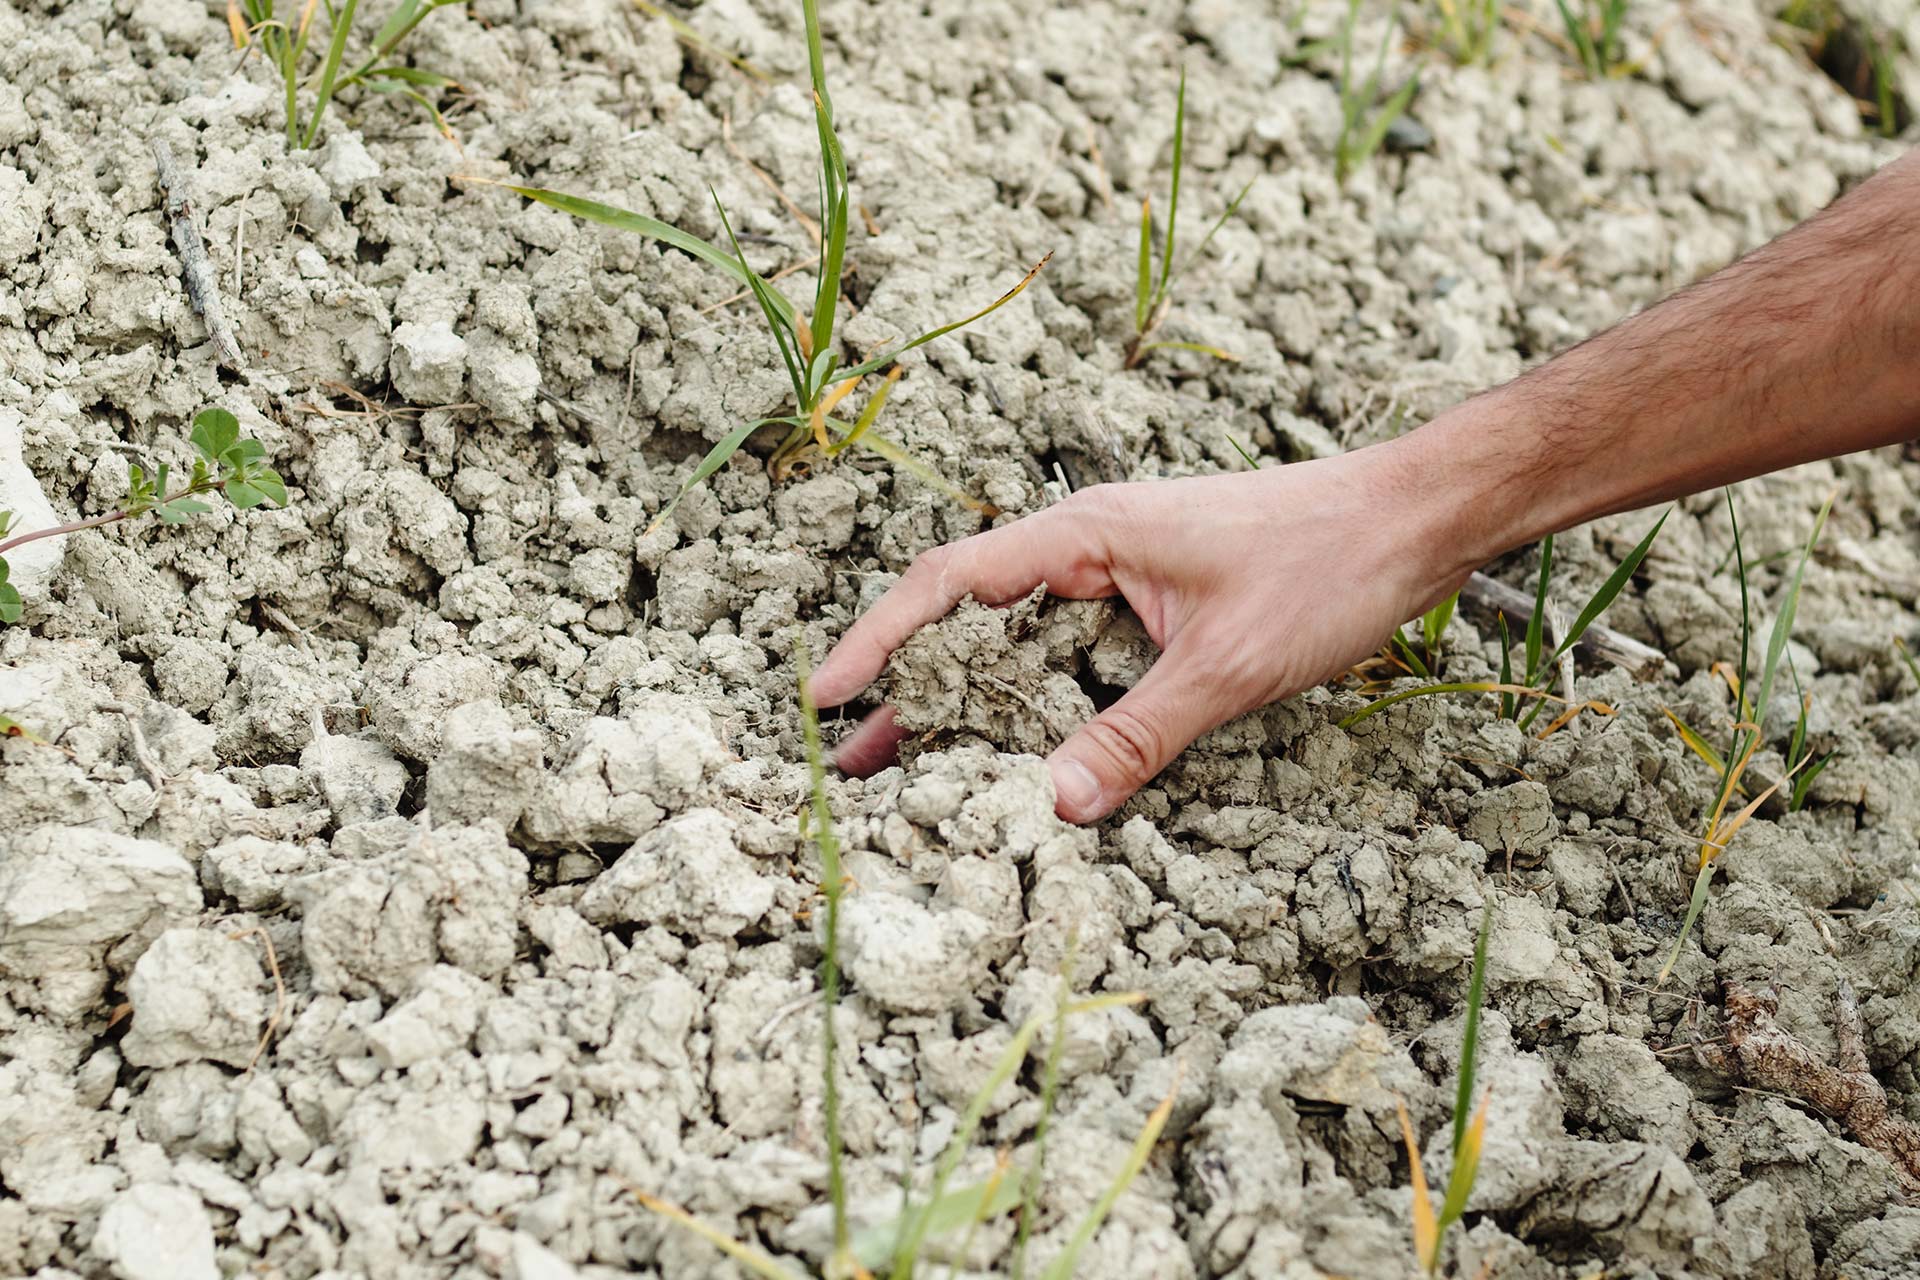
xmin=811 ymin=147 xmax=1920 ymax=823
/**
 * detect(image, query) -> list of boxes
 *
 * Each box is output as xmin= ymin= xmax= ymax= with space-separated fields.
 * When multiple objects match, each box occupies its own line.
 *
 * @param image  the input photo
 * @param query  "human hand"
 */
xmin=808 ymin=437 xmax=1477 ymax=822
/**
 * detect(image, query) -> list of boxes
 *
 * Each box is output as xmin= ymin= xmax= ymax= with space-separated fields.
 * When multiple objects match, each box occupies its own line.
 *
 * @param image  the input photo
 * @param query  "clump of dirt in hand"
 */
xmin=878 ymin=588 xmax=1113 ymax=759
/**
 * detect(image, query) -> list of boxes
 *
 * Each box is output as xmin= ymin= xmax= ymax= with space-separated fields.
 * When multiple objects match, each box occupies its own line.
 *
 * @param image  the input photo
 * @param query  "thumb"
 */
xmin=1046 ymin=648 xmax=1227 ymax=823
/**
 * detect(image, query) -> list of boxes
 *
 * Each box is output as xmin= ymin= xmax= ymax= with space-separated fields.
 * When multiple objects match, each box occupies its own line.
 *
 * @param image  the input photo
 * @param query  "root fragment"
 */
xmin=1696 ymin=978 xmax=1920 ymax=1194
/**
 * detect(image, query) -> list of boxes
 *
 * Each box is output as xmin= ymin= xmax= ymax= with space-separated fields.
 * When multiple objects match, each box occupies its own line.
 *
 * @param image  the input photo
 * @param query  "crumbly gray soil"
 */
xmin=2 ymin=0 xmax=1919 ymax=1276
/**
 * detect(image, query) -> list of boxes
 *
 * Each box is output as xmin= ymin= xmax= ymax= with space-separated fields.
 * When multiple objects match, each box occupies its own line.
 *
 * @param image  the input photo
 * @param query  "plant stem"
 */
xmin=0 ymin=479 xmax=223 ymax=558
xmin=797 ymin=655 xmax=850 ymax=1268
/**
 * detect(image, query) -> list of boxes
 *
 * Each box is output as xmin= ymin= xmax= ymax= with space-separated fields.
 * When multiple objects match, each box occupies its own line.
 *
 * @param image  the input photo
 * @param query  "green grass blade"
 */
xmin=713 ymin=192 xmax=808 ymax=407
xmin=1423 ymin=591 xmax=1458 ymax=664
xmin=1133 ymin=198 xmax=1153 ymax=334
xmin=849 ymin=429 xmax=995 ymax=515
xmin=892 ymin=1013 xmax=1050 ymax=1274
xmin=1657 ymin=864 xmax=1715 ymax=983
xmin=1153 ymin=68 xmax=1186 ymax=312
xmin=1497 ymin=613 xmax=1514 ymax=720
xmin=1524 ymin=535 xmax=1553 ymax=686
xmin=486 ymin=183 xmax=799 ymax=328
xmin=1452 ymin=903 xmax=1491 ymax=1152
xmin=833 ymin=253 xmax=1052 ymax=384
xmin=801 ymin=0 xmax=832 ymax=117
xmin=1132 ymin=340 xmax=1239 ymax=362
xmin=299 ymin=0 xmax=361 ymax=148
xmin=1896 ymin=636 xmax=1920 ymax=690
xmin=645 ymin=417 xmax=789 ymax=536
xmin=1340 ymin=681 xmax=1550 ymax=729
xmin=797 ymin=652 xmax=850 ymax=1266
xmin=1350 ymin=73 xmax=1418 ymax=172
xmin=1168 ymin=178 xmax=1254 ymax=289
xmin=631 ymin=0 xmax=771 ymax=81
xmin=1390 ymin=629 xmax=1433 ymax=680
xmin=1749 ymin=494 xmax=1833 ymax=747
xmin=1035 ymin=1080 xmax=1177 ymax=1280
xmin=852 ymin=1177 xmax=1020 ymax=1271
xmin=1226 ymin=435 xmax=1260 ymax=470
xmin=1790 ymin=751 xmax=1834 ymax=811
xmin=1545 ymin=509 xmax=1669 ymax=670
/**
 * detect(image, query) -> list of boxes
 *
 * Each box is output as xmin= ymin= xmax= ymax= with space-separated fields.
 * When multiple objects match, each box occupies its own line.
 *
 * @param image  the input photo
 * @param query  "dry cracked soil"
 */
xmin=3 ymin=0 xmax=1920 ymax=1276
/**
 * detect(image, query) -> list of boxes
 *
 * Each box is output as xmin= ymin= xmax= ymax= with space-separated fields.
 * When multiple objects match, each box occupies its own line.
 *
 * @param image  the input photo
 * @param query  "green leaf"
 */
xmin=191 ymin=408 xmax=242 ymax=464
xmin=1133 ymin=196 xmax=1154 ymax=334
xmin=850 ymin=1177 xmax=1021 ymax=1270
xmin=225 ymin=482 xmax=267 ymax=510
xmin=1350 ymin=73 xmax=1418 ymax=173
xmin=0 ymin=581 xmax=21 ymax=624
xmin=1452 ymin=904 xmax=1491 ymax=1153
xmin=1545 ymin=508 xmax=1669 ymax=670
xmin=1497 ymin=612 xmax=1514 ymax=720
xmin=158 ymin=497 xmax=215 ymax=523
xmin=645 ymin=417 xmax=791 ymax=536
xmin=1154 ymin=67 xmax=1186 ymax=312
xmin=300 ymin=0 xmax=363 ymax=148
xmin=1524 ymin=534 xmax=1552 ymax=686
xmin=251 ymin=469 xmax=289 ymax=508
xmin=360 ymin=64 xmax=457 ymax=87
xmin=1036 ymin=1078 xmax=1176 ymax=1280
xmin=713 ymin=191 xmax=808 ymax=408
xmin=1749 ymin=495 xmax=1832 ymax=747
xmin=492 ymin=185 xmax=799 ymax=329
xmin=834 ymin=253 xmax=1051 ymax=385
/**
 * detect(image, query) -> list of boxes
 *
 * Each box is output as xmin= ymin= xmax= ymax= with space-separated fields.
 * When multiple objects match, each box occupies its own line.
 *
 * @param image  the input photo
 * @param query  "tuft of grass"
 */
xmin=481 ymin=0 xmax=1046 ymax=535
xmin=1124 ymin=70 xmax=1253 ymax=369
xmin=1343 ymin=511 xmax=1668 ymax=731
xmin=234 ymin=0 xmax=464 ymax=149
xmin=1894 ymin=635 xmax=1920 ymax=691
xmin=1431 ymin=0 xmax=1499 ymax=64
xmin=1657 ymin=490 xmax=1832 ymax=984
xmin=0 ymin=409 xmax=287 ymax=627
xmin=1335 ymin=0 xmax=1419 ymax=186
xmin=1554 ymin=0 xmax=1631 ymax=78
xmin=1397 ymin=903 xmax=1492 ymax=1275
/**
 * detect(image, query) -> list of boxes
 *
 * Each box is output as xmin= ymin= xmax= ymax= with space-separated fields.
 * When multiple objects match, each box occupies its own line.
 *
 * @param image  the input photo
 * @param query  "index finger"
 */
xmin=808 ymin=500 xmax=1112 ymax=707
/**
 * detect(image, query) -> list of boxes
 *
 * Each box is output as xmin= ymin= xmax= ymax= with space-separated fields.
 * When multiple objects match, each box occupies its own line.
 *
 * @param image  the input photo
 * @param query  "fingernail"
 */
xmin=1050 ymin=758 xmax=1101 ymax=817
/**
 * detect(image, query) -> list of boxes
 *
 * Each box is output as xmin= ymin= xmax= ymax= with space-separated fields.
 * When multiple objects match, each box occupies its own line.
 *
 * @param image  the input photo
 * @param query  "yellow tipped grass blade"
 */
xmin=825 ymin=367 xmax=903 ymax=458
xmin=631 ymin=0 xmax=772 ymax=81
xmin=808 ymin=375 xmax=860 ymax=451
xmin=1133 ymin=340 xmax=1241 ymax=362
xmin=1397 ymin=1099 xmax=1439 ymax=1272
xmin=1532 ymin=698 xmax=1616 ymax=739
xmin=835 ymin=253 xmax=1053 ymax=384
xmin=851 ymin=429 xmax=999 ymax=517
xmin=632 ymin=1190 xmax=806 ymax=1280
xmin=226 ymin=0 xmax=249 ymax=46
xmin=851 ymin=1171 xmax=1020 ymax=1271
xmin=1438 ymin=1089 xmax=1489 ymax=1229
xmin=0 ymin=713 xmax=49 ymax=744
xmin=1036 ymin=1064 xmax=1182 ymax=1280
xmin=1662 ymin=708 xmax=1733 ymax=781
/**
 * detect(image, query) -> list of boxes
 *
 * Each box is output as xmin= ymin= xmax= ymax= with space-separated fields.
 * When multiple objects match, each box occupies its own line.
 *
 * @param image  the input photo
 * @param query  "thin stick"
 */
xmin=153 ymin=139 xmax=245 ymax=371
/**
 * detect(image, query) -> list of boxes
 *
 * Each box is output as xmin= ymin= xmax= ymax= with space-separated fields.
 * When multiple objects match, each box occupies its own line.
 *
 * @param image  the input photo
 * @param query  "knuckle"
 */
xmin=1084 ymin=703 xmax=1167 ymax=783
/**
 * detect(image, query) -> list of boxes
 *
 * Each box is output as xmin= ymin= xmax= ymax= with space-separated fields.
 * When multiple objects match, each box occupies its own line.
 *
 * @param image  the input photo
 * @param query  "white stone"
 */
xmin=94 ymin=1184 xmax=219 ymax=1280
xmin=0 ymin=407 xmax=62 ymax=603
xmin=391 ymin=320 xmax=469 ymax=404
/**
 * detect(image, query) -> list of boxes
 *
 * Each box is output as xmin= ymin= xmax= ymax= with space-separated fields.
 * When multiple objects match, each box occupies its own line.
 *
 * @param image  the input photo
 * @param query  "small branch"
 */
xmin=228 ymin=925 xmax=288 ymax=1074
xmin=0 ymin=480 xmax=223 ymax=559
xmin=1462 ymin=569 xmax=1669 ymax=679
xmin=153 ymin=138 xmax=245 ymax=371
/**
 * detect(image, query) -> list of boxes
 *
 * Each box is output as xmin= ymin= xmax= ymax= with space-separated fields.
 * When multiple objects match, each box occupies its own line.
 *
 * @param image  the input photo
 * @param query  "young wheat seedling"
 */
xmin=0 ymin=409 xmax=288 ymax=626
xmin=1431 ymin=0 xmax=1499 ymax=64
xmin=1125 ymin=70 xmax=1253 ymax=369
xmin=232 ymin=0 xmax=464 ymax=149
xmin=1554 ymin=0 xmax=1631 ymax=78
xmin=477 ymin=0 xmax=1047 ymax=534
xmin=1343 ymin=511 xmax=1667 ymax=731
xmin=1335 ymin=0 xmax=1420 ymax=186
xmin=1656 ymin=490 xmax=1832 ymax=983
xmin=1396 ymin=903 xmax=1492 ymax=1275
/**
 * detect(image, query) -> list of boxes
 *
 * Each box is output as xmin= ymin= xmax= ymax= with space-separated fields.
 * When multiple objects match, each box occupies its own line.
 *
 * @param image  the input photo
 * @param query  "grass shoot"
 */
xmin=632 ymin=0 xmax=772 ymax=81
xmin=1125 ymin=70 xmax=1253 ymax=369
xmin=1430 ymin=0 xmax=1499 ymax=64
xmin=1336 ymin=0 xmax=1419 ymax=186
xmin=1397 ymin=903 xmax=1492 ymax=1274
xmin=0 ymin=409 xmax=287 ymax=626
xmin=1554 ymin=0 xmax=1631 ymax=78
xmin=232 ymin=0 xmax=464 ymax=149
xmin=1343 ymin=511 xmax=1667 ymax=730
xmin=481 ymin=0 xmax=1047 ymax=534
xmin=1656 ymin=490 xmax=1833 ymax=983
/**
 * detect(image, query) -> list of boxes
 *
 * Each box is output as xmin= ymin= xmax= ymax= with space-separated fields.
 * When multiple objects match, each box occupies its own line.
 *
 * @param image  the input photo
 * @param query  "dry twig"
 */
xmin=1696 ymin=978 xmax=1920 ymax=1194
xmin=153 ymin=138 xmax=245 ymax=370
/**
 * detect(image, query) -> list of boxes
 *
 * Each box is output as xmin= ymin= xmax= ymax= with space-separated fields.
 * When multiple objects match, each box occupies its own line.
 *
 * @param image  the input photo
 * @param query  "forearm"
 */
xmin=1402 ymin=147 xmax=1920 ymax=576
